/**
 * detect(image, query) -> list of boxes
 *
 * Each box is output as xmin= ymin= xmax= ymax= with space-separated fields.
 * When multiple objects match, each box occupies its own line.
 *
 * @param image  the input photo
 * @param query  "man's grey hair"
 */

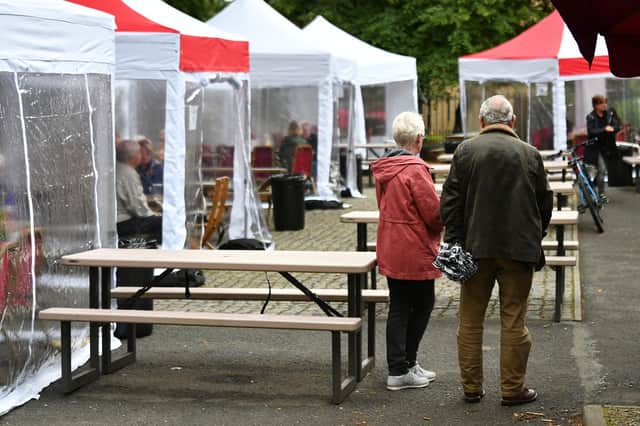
xmin=116 ymin=139 xmax=140 ymax=163
xmin=392 ymin=112 xmax=426 ymax=148
xmin=479 ymin=95 xmax=514 ymax=125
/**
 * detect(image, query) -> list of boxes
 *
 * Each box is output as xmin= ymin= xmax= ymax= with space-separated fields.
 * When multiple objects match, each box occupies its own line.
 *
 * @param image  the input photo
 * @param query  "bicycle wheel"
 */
xmin=578 ymin=178 xmax=604 ymax=233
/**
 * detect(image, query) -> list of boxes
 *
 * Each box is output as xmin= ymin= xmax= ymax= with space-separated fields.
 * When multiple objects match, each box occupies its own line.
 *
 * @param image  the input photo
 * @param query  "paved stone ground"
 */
xmin=157 ymin=185 xmax=582 ymax=322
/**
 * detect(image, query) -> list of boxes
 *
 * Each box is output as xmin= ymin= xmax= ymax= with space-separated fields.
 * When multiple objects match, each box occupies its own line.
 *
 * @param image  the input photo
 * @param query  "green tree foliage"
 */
xmin=165 ymin=0 xmax=227 ymax=21
xmin=166 ymin=0 xmax=554 ymax=98
xmin=268 ymin=0 xmax=554 ymax=98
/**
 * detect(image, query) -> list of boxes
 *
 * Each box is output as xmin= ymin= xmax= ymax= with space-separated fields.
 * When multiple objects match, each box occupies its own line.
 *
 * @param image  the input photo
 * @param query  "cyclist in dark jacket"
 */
xmin=586 ymin=94 xmax=619 ymax=198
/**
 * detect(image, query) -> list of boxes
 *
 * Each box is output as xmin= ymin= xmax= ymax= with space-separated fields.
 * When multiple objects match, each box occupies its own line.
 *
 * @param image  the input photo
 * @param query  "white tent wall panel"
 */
xmin=115 ymin=33 xmax=180 ymax=73
xmin=384 ymin=80 xmax=418 ymax=140
xmin=0 ymin=6 xmax=114 ymax=71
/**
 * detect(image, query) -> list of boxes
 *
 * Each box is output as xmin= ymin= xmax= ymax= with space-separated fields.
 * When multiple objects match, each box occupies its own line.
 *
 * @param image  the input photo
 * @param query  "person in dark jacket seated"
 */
xmin=278 ymin=120 xmax=306 ymax=173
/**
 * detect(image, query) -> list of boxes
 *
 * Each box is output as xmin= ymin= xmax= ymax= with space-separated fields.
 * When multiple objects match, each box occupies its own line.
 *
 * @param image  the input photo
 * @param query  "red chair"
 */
xmin=215 ymin=145 xmax=234 ymax=168
xmin=252 ymin=145 xmax=274 ymax=182
xmin=292 ymin=144 xmax=316 ymax=193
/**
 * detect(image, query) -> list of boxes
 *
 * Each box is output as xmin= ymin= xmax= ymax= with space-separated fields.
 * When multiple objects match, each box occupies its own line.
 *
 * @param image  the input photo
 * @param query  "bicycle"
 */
xmin=565 ymin=139 xmax=605 ymax=233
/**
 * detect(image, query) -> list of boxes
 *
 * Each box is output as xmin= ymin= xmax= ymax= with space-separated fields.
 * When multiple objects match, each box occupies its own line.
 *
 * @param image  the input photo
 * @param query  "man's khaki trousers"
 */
xmin=457 ymin=258 xmax=533 ymax=397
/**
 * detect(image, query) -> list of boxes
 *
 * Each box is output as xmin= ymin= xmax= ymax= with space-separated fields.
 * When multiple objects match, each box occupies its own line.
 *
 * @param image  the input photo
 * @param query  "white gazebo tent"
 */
xmin=303 ymin=16 xmax=418 ymax=194
xmin=70 ymin=0 xmax=271 ymax=248
xmin=208 ymin=0 xmax=357 ymax=199
xmin=458 ymin=11 xmax=612 ymax=150
xmin=0 ymin=0 xmax=115 ymax=413
xmin=304 ymin=16 xmax=418 ymax=144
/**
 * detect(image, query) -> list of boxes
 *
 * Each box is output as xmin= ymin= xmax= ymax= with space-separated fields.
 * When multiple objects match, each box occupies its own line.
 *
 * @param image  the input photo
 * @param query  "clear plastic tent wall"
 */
xmin=208 ymin=0 xmax=357 ymax=200
xmin=187 ymin=77 xmax=271 ymax=245
xmin=302 ymin=16 xmax=418 ymax=196
xmin=0 ymin=0 xmax=115 ymax=414
xmin=95 ymin=0 xmax=266 ymax=248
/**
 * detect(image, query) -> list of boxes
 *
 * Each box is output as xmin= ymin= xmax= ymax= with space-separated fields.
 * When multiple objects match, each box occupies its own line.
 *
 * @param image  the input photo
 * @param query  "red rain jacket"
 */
xmin=371 ymin=153 xmax=443 ymax=280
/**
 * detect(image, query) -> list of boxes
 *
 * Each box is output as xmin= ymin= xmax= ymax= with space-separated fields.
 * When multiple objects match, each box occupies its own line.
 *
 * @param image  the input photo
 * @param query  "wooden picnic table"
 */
xmin=61 ymin=248 xmax=377 ymax=384
xmin=439 ymin=150 xmax=562 ymax=164
xmin=340 ymin=210 xmax=577 ymax=253
xmin=425 ymin=161 xmax=570 ymax=177
xmin=201 ymin=166 xmax=286 ymax=175
xmin=436 ymin=153 xmax=454 ymax=163
xmin=432 ymin=181 xmax=573 ymax=197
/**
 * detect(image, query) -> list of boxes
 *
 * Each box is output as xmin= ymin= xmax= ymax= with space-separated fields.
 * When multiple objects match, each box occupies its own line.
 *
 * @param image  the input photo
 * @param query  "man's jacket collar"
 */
xmin=479 ymin=123 xmax=518 ymax=139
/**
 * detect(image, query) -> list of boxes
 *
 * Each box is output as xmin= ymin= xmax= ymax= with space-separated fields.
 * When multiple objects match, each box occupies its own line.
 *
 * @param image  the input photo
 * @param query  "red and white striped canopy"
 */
xmin=459 ymin=11 xmax=611 ymax=81
xmin=68 ymin=0 xmax=249 ymax=72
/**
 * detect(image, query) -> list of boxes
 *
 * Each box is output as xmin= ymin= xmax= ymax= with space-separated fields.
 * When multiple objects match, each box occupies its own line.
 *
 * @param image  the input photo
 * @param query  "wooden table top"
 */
xmin=201 ymin=167 xmax=286 ymax=174
xmin=622 ymin=156 xmax=640 ymax=165
xmin=341 ymin=210 xmax=578 ymax=225
xmin=426 ymin=161 xmax=569 ymax=175
xmin=548 ymin=181 xmax=575 ymax=194
xmin=538 ymin=150 xmax=562 ymax=159
xmin=431 ymin=181 xmax=572 ymax=195
xmin=62 ymin=249 xmax=377 ymax=274
xmin=337 ymin=143 xmax=397 ymax=150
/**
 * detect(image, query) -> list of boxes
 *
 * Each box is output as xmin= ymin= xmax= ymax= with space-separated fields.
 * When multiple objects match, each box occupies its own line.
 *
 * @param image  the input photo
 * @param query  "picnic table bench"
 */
xmin=39 ymin=249 xmax=378 ymax=404
xmin=340 ymin=210 xmax=579 ymax=322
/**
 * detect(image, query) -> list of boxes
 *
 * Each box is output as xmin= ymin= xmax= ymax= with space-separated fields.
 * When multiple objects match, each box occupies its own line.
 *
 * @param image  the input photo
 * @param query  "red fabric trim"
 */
xmin=559 ymin=55 xmax=610 ymax=76
xmin=179 ymin=35 xmax=249 ymax=72
xmin=464 ymin=11 xmax=564 ymax=59
xmin=68 ymin=0 xmax=176 ymax=33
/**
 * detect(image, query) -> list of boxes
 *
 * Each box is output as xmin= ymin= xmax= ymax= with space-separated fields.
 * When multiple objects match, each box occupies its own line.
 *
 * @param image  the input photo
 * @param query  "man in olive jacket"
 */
xmin=440 ymin=95 xmax=553 ymax=406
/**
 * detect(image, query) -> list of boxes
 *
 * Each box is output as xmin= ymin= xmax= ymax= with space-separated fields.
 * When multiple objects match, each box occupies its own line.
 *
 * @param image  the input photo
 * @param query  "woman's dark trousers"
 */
xmin=386 ymin=278 xmax=435 ymax=376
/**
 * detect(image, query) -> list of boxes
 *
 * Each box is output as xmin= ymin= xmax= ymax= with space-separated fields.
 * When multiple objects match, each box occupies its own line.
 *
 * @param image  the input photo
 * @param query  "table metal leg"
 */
xmin=101 ymin=267 xmax=136 ymax=374
xmin=55 ymin=268 xmax=102 ymax=393
xmin=347 ymin=273 xmax=364 ymax=381
xmin=554 ymin=225 xmax=565 ymax=322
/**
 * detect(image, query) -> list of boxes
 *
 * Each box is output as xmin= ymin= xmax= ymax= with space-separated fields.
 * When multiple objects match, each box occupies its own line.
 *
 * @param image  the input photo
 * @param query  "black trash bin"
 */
xmin=115 ymin=237 xmax=156 ymax=339
xmin=270 ymin=174 xmax=305 ymax=231
xmin=444 ymin=139 xmax=462 ymax=154
xmin=607 ymin=145 xmax=634 ymax=187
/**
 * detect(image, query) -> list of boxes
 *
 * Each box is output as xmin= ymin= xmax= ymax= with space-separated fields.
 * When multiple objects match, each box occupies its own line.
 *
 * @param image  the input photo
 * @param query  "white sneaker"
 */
xmin=410 ymin=363 xmax=436 ymax=382
xmin=386 ymin=370 xmax=430 ymax=391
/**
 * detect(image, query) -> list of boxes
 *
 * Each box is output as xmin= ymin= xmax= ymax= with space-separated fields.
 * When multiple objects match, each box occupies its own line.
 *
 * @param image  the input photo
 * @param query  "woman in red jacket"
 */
xmin=371 ymin=112 xmax=443 ymax=391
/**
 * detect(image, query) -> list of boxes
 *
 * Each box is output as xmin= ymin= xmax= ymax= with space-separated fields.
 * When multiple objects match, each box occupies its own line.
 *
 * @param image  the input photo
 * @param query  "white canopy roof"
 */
xmin=0 ymin=0 xmax=115 ymax=74
xmin=207 ymin=0 xmax=354 ymax=87
xmin=303 ymin=15 xmax=417 ymax=86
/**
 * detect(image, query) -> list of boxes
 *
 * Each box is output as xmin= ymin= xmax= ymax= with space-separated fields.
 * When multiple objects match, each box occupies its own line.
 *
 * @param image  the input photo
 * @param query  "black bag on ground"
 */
xmin=218 ymin=238 xmax=268 ymax=250
xmin=151 ymin=269 xmax=206 ymax=287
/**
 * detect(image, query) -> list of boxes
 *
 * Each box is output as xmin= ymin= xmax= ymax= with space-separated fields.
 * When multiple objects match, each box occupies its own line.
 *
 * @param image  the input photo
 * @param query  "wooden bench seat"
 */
xmin=111 ymin=287 xmax=389 ymax=303
xmin=542 ymin=256 xmax=577 ymax=322
xmin=38 ymin=307 xmax=362 ymax=404
xmin=111 ymin=287 xmax=388 ymax=370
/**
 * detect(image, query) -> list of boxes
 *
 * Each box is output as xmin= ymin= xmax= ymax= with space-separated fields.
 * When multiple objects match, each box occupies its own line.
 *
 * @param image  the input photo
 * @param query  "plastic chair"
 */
xmin=292 ymin=143 xmax=317 ymax=193
xmin=202 ymin=176 xmax=230 ymax=249
xmin=252 ymin=145 xmax=274 ymax=182
xmin=215 ymin=145 xmax=234 ymax=167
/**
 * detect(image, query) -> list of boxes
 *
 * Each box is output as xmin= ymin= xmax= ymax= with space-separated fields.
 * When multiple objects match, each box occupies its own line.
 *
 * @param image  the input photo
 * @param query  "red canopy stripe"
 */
xmin=464 ymin=11 xmax=564 ymax=59
xmin=559 ymin=55 xmax=610 ymax=76
xmin=67 ymin=0 xmax=176 ymax=33
xmin=180 ymin=36 xmax=249 ymax=72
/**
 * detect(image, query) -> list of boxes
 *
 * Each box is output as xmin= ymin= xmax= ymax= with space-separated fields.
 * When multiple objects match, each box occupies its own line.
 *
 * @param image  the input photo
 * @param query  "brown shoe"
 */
xmin=464 ymin=389 xmax=485 ymax=403
xmin=501 ymin=388 xmax=538 ymax=406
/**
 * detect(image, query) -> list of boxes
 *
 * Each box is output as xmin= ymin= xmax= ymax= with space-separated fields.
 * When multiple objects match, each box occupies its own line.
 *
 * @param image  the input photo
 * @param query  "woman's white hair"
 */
xmin=392 ymin=112 xmax=425 ymax=148
xmin=479 ymin=95 xmax=514 ymax=125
